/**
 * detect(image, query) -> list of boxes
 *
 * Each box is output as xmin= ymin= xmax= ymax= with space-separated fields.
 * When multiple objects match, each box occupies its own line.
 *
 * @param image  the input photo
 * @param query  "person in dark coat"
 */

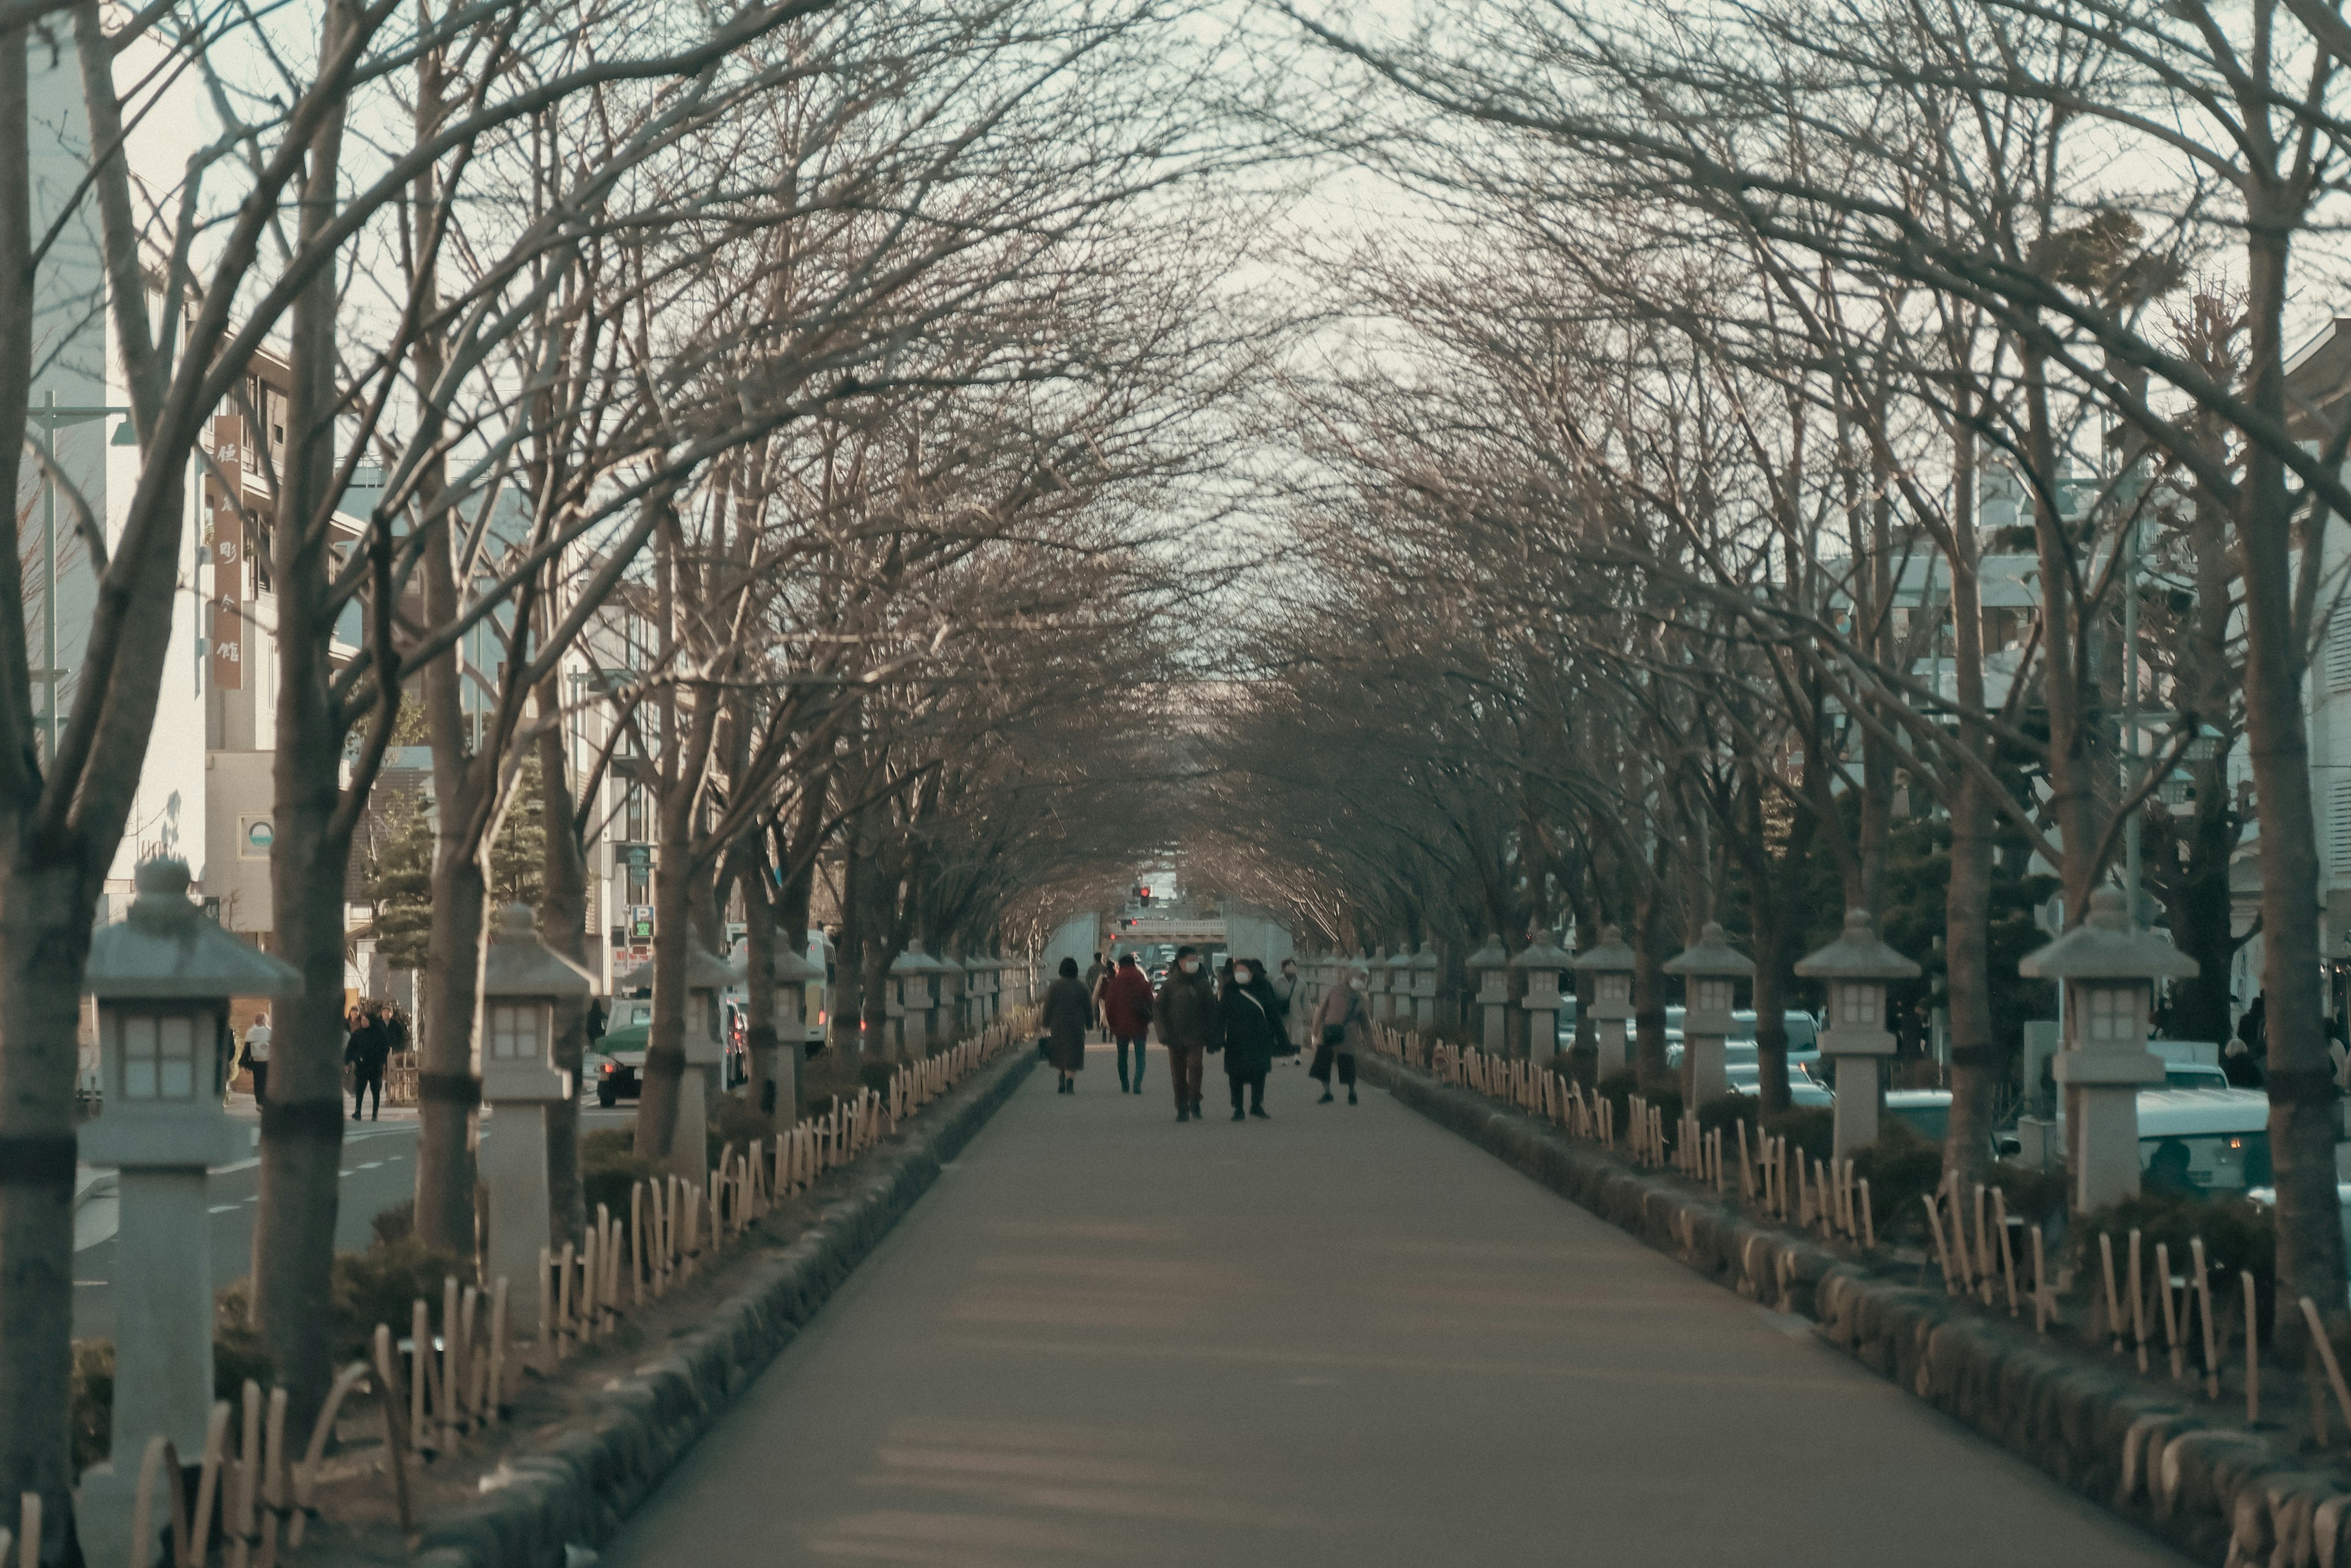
xmin=1104 ymin=953 xmax=1155 ymax=1094
xmin=1217 ymin=957 xmax=1284 ymax=1121
xmin=344 ymin=1005 xmax=392 ymax=1120
xmin=1041 ymin=956 xmax=1093 ymax=1093
xmin=1155 ymin=945 xmax=1220 ymax=1122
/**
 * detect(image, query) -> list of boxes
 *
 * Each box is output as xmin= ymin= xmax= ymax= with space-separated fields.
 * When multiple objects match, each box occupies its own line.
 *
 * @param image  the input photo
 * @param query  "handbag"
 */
xmin=1321 ymin=1023 xmax=1347 ymax=1048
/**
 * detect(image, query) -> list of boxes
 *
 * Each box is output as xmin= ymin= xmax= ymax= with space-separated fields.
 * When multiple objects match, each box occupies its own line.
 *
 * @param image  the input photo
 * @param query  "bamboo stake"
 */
xmin=579 ymin=1228 xmax=599 ymax=1347
xmin=1992 ymin=1190 xmax=2018 ymax=1316
xmin=285 ymin=1360 xmax=367 ymax=1550
xmin=440 ymin=1275 xmax=461 ymax=1434
xmin=228 ymin=1379 xmax=260 ymax=1568
xmin=2191 ymin=1239 xmax=2219 ymax=1400
xmin=1736 ymin=1120 xmax=1752 ymax=1199
xmin=1924 ymin=1194 xmax=1954 ymax=1291
xmin=162 ymin=1439 xmax=189 ymax=1568
xmin=255 ymin=1384 xmax=287 ymax=1568
xmin=536 ymin=1246 xmax=553 ymax=1351
xmin=129 ymin=1433 xmax=167 ymax=1568
xmin=189 ymin=1400 xmax=232 ymax=1568
xmin=1973 ymin=1184 xmax=1992 ymax=1304
xmin=2303 ymin=1296 xmax=2351 ymax=1447
xmin=17 ymin=1493 xmax=36 ymax=1568
xmin=456 ymin=1285 xmax=479 ymax=1422
xmin=2244 ymin=1270 xmax=2262 ymax=1424
xmin=2157 ymin=1243 xmax=2184 ymax=1381
xmin=409 ymin=1299 xmax=432 ymax=1447
xmin=371 ymin=1327 xmax=413 ymax=1537
xmin=1859 ymin=1179 xmax=1875 ymax=1251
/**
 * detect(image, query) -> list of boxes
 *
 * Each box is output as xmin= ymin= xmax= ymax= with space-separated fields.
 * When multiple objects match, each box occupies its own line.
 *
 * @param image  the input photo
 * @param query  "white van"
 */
xmin=2134 ymin=1087 xmax=2272 ymax=1193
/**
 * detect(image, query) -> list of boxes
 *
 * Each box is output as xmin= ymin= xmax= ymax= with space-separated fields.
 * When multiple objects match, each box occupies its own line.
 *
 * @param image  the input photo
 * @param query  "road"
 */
xmin=593 ymin=1045 xmax=2188 ymax=1567
xmin=72 ymin=1096 xmax=633 ymax=1340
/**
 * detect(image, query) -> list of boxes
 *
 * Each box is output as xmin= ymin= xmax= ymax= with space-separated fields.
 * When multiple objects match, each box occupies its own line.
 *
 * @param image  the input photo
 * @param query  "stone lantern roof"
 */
xmin=482 ymin=904 xmax=596 ymax=1000
xmin=1570 ymin=924 xmax=1635 ymax=973
xmin=1664 ymin=921 xmax=1756 ymax=978
xmin=615 ymin=940 xmax=735 ymax=998
xmin=1384 ymin=945 xmax=1414 ymax=973
xmin=1466 ymin=933 xmax=1509 ymax=970
xmin=891 ymin=940 xmax=943 ymax=975
xmin=86 ymin=859 xmax=302 ymax=1000
xmin=2019 ymin=887 xmax=2197 ymax=981
xmin=771 ymin=940 xmax=823 ymax=985
xmin=1408 ymin=940 xmax=1439 ymax=972
xmin=1794 ymin=909 xmax=1921 ymax=981
xmin=1511 ymin=928 xmax=1572 ymax=970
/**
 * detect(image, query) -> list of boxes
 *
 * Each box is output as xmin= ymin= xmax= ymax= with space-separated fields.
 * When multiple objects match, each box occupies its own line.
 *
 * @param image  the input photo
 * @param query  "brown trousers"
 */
xmin=1167 ymin=1044 xmax=1205 ymax=1110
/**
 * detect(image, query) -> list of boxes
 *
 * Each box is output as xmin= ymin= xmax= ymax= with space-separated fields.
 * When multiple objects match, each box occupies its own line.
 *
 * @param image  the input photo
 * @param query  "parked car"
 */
xmin=1885 ymin=1088 xmax=1952 ymax=1142
xmin=588 ymin=998 xmax=654 ymax=1106
xmin=2135 ymin=1087 xmax=2273 ymax=1193
xmin=1726 ymin=1063 xmax=1834 ymax=1107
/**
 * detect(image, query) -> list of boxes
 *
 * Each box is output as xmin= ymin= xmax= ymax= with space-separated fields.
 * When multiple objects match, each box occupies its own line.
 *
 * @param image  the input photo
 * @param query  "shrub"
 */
xmin=1697 ymin=1094 xmax=1759 ymax=1139
xmin=708 ymin=1093 xmax=776 ymax=1173
xmin=582 ymin=1130 xmax=658 ymax=1237
xmin=70 ymin=1340 xmax=111 ymax=1477
xmin=1850 ymin=1120 xmax=1943 ymax=1240
xmin=1594 ymin=1069 xmax=1639 ymax=1133
xmin=332 ymin=1235 xmax=473 ymax=1362
xmin=2070 ymin=1190 xmax=2274 ymax=1321
xmin=1763 ymin=1106 xmax=1836 ymax=1162
xmin=371 ymin=1197 xmax=415 ymax=1246
xmin=858 ymin=1060 xmax=898 ymax=1097
xmin=1987 ymin=1161 xmax=2070 ymax=1229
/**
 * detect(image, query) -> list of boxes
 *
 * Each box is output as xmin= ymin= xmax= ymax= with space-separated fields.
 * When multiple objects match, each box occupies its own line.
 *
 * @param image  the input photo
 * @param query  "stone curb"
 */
xmin=1360 ymin=1052 xmax=2347 ymax=1567
xmin=405 ymin=1049 xmax=1038 ymax=1568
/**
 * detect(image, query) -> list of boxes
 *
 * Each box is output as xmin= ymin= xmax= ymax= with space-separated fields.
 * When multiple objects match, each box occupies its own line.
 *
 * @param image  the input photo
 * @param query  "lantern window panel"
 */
xmin=1697 ymin=977 xmax=1734 ymax=1013
xmin=1599 ymin=973 xmax=1631 ymax=1004
xmin=119 ymin=1011 xmax=199 ymax=1100
xmin=1835 ymin=983 xmax=1880 ymax=1027
xmin=489 ymin=1002 xmax=541 ymax=1061
xmin=2085 ymin=984 xmax=2146 ymax=1044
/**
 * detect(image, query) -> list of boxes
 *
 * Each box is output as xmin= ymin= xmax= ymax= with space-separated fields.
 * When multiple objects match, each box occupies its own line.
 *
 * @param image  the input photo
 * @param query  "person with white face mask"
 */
xmin=1154 ymin=945 xmax=1220 ymax=1121
xmin=1309 ymin=962 xmax=1371 ymax=1105
xmin=1217 ymin=958 xmax=1283 ymax=1121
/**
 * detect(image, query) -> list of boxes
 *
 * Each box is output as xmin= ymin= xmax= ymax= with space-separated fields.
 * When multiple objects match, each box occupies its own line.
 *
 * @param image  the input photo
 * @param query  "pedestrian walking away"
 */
xmin=1218 ymin=958 xmax=1283 ymax=1121
xmin=1271 ymin=956 xmax=1302 ymax=1060
xmin=1104 ymin=952 xmax=1155 ymax=1093
xmin=1310 ymin=961 xmax=1371 ymax=1105
xmin=1041 ymin=957 xmax=1093 ymax=1094
xmin=1083 ymin=950 xmax=1107 ymax=1040
xmin=242 ymin=1010 xmax=273 ymax=1107
xmin=1155 ymin=945 xmax=1220 ymax=1122
xmin=345 ymin=1005 xmax=392 ymax=1120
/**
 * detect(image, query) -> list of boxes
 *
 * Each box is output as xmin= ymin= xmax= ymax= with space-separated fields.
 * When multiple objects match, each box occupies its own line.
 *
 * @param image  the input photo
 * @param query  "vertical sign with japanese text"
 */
xmin=208 ymin=415 xmax=244 ymax=689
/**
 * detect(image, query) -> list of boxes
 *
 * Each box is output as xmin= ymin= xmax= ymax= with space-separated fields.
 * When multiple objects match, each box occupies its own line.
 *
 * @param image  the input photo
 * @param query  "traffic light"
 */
xmin=1138 ymin=884 xmax=1152 ymax=906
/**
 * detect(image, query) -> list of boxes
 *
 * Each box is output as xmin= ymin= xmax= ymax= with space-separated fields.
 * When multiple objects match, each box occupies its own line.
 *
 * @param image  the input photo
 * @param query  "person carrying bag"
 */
xmin=1309 ymin=962 xmax=1371 ymax=1106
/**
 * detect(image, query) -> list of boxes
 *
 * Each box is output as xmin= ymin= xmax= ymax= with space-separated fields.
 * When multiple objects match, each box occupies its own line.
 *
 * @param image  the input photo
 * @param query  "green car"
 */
xmin=588 ymin=999 xmax=654 ymax=1106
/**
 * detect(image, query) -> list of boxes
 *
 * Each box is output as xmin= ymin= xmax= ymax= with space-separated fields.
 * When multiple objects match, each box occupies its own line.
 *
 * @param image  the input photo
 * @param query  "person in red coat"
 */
xmin=1103 ymin=953 xmax=1156 ymax=1094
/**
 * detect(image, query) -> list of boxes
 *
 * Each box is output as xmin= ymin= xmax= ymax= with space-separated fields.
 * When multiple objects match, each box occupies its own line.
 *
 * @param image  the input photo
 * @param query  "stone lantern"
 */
xmin=1573 ymin=925 xmax=1637 ymax=1078
xmin=1665 ymin=921 xmax=1753 ymax=1105
xmin=2019 ymin=886 xmax=2195 ymax=1210
xmin=479 ymin=902 xmax=594 ymax=1325
xmin=1468 ymin=934 xmax=1512 ymax=1054
xmin=769 ymin=939 xmax=825 ymax=1120
xmin=624 ymin=943 xmax=740 ymax=1184
xmin=1408 ymin=940 xmax=1440 ymax=1027
xmin=1384 ymin=946 xmax=1415 ymax=1023
xmin=1795 ymin=909 xmax=1921 ymax=1157
xmin=1513 ymin=928 xmax=1572 ymax=1059
xmin=1361 ymin=948 xmax=1390 ymax=1022
xmin=79 ymin=859 xmax=299 ymax=1543
xmin=891 ymin=941 xmax=940 ymax=1056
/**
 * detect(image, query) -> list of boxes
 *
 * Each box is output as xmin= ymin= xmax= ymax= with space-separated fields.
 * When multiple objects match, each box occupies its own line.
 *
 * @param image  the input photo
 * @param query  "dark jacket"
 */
xmin=1218 ymin=978 xmax=1284 ymax=1078
xmin=1041 ymin=977 xmax=1092 ymax=1073
xmin=343 ymin=1021 xmax=391 ymax=1075
xmin=1155 ymin=967 xmax=1221 ymax=1052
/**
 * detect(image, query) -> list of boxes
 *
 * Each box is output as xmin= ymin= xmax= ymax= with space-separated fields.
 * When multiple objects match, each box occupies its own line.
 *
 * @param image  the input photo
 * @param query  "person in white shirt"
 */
xmin=243 ymin=1012 xmax=274 ymax=1107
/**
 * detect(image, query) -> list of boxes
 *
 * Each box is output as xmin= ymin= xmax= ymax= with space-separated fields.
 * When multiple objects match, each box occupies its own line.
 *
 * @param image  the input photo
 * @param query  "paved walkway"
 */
xmin=599 ymin=1045 xmax=2186 ymax=1567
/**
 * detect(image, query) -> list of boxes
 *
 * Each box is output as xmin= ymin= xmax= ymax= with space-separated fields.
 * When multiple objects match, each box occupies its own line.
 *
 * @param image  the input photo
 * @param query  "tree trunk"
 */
xmin=248 ymin=0 xmax=358 ymax=1433
xmin=631 ymin=820 xmax=696 ymax=1159
xmin=2240 ymin=197 xmax=2344 ymax=1337
xmin=1942 ymin=437 xmax=1999 ymax=1182
xmin=740 ymin=853 xmax=781 ymax=1132
xmin=414 ymin=846 xmax=486 ymax=1253
xmin=1632 ymin=879 xmax=1670 ymax=1090
xmin=536 ymin=704 xmax=591 ymax=1248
